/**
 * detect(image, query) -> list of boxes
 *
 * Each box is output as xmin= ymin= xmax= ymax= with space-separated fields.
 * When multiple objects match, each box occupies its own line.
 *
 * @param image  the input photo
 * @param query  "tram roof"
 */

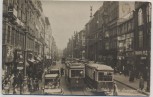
xmin=87 ymin=63 xmax=114 ymax=71
xmin=67 ymin=62 xmax=85 ymax=68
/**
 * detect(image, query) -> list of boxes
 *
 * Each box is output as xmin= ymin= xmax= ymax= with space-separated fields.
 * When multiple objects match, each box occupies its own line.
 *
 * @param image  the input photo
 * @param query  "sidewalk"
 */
xmin=114 ymin=73 xmax=150 ymax=96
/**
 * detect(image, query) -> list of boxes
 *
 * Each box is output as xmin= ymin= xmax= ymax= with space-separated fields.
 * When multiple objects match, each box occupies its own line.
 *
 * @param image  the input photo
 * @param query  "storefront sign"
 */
xmin=141 ymin=56 xmax=147 ymax=60
xmin=135 ymin=51 xmax=148 ymax=55
xmin=15 ymin=50 xmax=24 ymax=69
xmin=17 ymin=67 xmax=23 ymax=70
xmin=5 ymin=46 xmax=14 ymax=63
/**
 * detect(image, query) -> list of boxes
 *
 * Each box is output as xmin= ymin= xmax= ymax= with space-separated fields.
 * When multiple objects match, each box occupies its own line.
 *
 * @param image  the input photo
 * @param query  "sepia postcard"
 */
xmin=1 ymin=0 xmax=151 ymax=96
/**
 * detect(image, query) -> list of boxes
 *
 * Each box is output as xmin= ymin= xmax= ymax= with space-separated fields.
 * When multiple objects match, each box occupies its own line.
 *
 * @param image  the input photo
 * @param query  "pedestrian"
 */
xmin=33 ymin=79 xmax=36 ymax=91
xmin=130 ymin=70 xmax=135 ymax=82
xmin=36 ymin=78 xmax=39 ymax=90
xmin=30 ymin=78 xmax=33 ymax=92
xmin=61 ymin=68 xmax=63 ymax=76
xmin=129 ymin=70 xmax=132 ymax=82
xmin=38 ymin=80 xmax=42 ymax=90
xmin=113 ymin=81 xmax=118 ymax=96
xmin=4 ymin=82 xmax=10 ymax=94
xmin=12 ymin=76 xmax=17 ymax=94
xmin=139 ymin=76 xmax=144 ymax=91
xmin=27 ymin=78 xmax=31 ymax=92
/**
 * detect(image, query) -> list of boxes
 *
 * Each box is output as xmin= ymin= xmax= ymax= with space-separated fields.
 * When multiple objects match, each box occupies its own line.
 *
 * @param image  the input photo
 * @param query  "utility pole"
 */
xmin=72 ymin=36 xmax=74 ymax=59
xmin=23 ymin=28 xmax=28 ymax=94
xmin=90 ymin=6 xmax=93 ymax=19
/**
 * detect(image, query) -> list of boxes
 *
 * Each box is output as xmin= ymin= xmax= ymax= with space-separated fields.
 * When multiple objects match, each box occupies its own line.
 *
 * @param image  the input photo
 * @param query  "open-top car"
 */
xmin=43 ymin=69 xmax=63 ymax=95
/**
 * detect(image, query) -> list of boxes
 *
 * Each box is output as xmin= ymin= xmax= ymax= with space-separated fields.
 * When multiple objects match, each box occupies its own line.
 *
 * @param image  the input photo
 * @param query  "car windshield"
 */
xmin=50 ymin=70 xmax=59 ymax=74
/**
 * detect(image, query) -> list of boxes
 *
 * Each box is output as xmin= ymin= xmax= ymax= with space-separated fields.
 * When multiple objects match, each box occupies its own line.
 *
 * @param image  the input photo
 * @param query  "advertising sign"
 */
xmin=15 ymin=50 xmax=24 ymax=70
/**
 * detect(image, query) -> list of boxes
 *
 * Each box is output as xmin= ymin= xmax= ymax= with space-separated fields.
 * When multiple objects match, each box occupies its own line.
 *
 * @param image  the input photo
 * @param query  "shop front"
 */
xmin=2 ymin=45 xmax=14 ymax=77
xmin=117 ymin=56 xmax=125 ymax=73
xmin=134 ymin=51 xmax=150 ymax=80
xmin=14 ymin=49 xmax=24 ymax=76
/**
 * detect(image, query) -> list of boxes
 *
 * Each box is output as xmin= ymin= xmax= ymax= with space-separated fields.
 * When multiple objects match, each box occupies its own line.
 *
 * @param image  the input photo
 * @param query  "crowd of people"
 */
xmin=2 ymin=53 xmax=46 ymax=94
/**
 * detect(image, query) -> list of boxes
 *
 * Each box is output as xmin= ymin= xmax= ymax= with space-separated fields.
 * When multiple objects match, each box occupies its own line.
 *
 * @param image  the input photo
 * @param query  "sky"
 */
xmin=42 ymin=1 xmax=103 ymax=50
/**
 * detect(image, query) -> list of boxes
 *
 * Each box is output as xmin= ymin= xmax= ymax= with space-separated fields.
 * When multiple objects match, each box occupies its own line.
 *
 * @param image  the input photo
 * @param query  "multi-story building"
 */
xmin=78 ymin=30 xmax=86 ymax=59
xmin=51 ymin=37 xmax=58 ymax=61
xmin=45 ymin=17 xmax=52 ymax=59
xmin=117 ymin=11 xmax=135 ymax=75
xmin=64 ymin=30 xmax=86 ymax=60
xmin=103 ymin=1 xmax=135 ymax=67
xmin=85 ymin=10 xmax=100 ymax=61
xmin=133 ymin=2 xmax=151 ymax=81
xmin=85 ymin=1 xmax=135 ymax=66
xmin=2 ymin=0 xmax=50 ymax=78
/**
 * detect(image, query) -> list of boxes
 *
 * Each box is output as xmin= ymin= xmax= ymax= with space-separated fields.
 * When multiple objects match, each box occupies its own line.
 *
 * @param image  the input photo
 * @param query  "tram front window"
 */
xmin=98 ymin=72 xmax=112 ymax=81
xmin=71 ymin=70 xmax=84 ymax=77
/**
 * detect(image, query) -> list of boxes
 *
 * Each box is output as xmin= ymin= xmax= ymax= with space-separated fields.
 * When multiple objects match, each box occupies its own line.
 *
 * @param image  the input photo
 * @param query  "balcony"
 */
xmin=12 ymin=18 xmax=26 ymax=31
xmin=8 ymin=5 xmax=17 ymax=21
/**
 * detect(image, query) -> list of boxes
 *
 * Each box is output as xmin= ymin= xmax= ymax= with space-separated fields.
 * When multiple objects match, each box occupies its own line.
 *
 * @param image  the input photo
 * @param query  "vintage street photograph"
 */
xmin=2 ymin=0 xmax=151 ymax=96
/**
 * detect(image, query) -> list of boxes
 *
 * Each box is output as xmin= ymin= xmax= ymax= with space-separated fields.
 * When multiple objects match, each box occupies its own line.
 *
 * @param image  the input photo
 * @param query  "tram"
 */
xmin=85 ymin=63 xmax=114 ymax=93
xmin=65 ymin=62 xmax=85 ymax=88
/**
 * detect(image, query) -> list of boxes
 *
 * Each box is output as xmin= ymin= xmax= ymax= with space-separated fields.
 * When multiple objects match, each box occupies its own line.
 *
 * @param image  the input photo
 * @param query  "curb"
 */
xmin=114 ymin=79 xmax=149 ymax=96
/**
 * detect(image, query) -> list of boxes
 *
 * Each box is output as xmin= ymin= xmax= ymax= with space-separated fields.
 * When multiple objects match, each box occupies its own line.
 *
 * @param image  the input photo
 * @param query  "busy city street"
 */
xmin=23 ymin=61 xmax=147 ymax=96
xmin=2 ymin=0 xmax=151 ymax=96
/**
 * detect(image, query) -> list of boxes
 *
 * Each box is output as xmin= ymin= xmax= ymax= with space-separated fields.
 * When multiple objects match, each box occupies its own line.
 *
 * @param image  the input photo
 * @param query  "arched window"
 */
xmin=138 ymin=8 xmax=143 ymax=26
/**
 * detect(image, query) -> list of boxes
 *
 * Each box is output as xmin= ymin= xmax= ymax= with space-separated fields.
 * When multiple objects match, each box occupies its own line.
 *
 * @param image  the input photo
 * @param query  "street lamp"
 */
xmin=22 ymin=29 xmax=28 ymax=94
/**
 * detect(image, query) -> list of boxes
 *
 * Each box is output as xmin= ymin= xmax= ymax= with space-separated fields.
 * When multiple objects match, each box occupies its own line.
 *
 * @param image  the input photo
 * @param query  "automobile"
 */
xmin=43 ymin=73 xmax=63 ymax=95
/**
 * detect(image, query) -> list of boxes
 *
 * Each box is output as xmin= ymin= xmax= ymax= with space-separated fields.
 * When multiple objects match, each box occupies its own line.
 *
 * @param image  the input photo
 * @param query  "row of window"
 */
xmin=118 ymin=19 xmax=134 ymax=35
xmin=138 ymin=3 xmax=151 ymax=26
xmin=98 ymin=72 xmax=113 ymax=81
xmin=117 ymin=33 xmax=134 ymax=50
xmin=4 ymin=0 xmax=43 ymax=38
xmin=105 ymin=40 xmax=117 ymax=50
xmin=3 ymin=23 xmax=35 ymax=51
xmin=3 ymin=23 xmax=24 ymax=49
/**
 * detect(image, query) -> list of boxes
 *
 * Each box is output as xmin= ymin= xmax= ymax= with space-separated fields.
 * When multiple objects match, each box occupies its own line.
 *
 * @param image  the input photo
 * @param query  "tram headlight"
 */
xmin=80 ymin=70 xmax=84 ymax=77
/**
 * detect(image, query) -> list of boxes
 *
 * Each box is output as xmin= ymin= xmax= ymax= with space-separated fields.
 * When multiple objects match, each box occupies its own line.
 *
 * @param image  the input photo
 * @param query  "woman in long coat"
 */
xmin=139 ymin=76 xmax=144 ymax=91
xmin=113 ymin=81 xmax=118 ymax=96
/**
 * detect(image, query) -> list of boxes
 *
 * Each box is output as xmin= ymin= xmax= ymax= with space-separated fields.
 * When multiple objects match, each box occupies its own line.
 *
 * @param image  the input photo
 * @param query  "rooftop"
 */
xmin=87 ymin=63 xmax=114 ymax=71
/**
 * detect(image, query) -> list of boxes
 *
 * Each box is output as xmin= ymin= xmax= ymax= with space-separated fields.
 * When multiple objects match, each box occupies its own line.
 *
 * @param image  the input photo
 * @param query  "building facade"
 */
xmin=2 ymin=0 xmax=57 ymax=79
xmin=44 ymin=17 xmax=52 ymax=59
xmin=133 ymin=2 xmax=151 ymax=81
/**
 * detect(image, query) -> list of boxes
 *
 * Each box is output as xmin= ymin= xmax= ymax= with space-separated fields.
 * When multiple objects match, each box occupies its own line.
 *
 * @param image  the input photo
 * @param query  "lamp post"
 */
xmin=23 ymin=29 xmax=28 ymax=94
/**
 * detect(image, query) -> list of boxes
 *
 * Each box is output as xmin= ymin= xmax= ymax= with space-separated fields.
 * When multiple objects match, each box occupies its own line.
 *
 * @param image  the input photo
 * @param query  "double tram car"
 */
xmin=85 ymin=63 xmax=114 ymax=93
xmin=65 ymin=63 xmax=85 ymax=88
